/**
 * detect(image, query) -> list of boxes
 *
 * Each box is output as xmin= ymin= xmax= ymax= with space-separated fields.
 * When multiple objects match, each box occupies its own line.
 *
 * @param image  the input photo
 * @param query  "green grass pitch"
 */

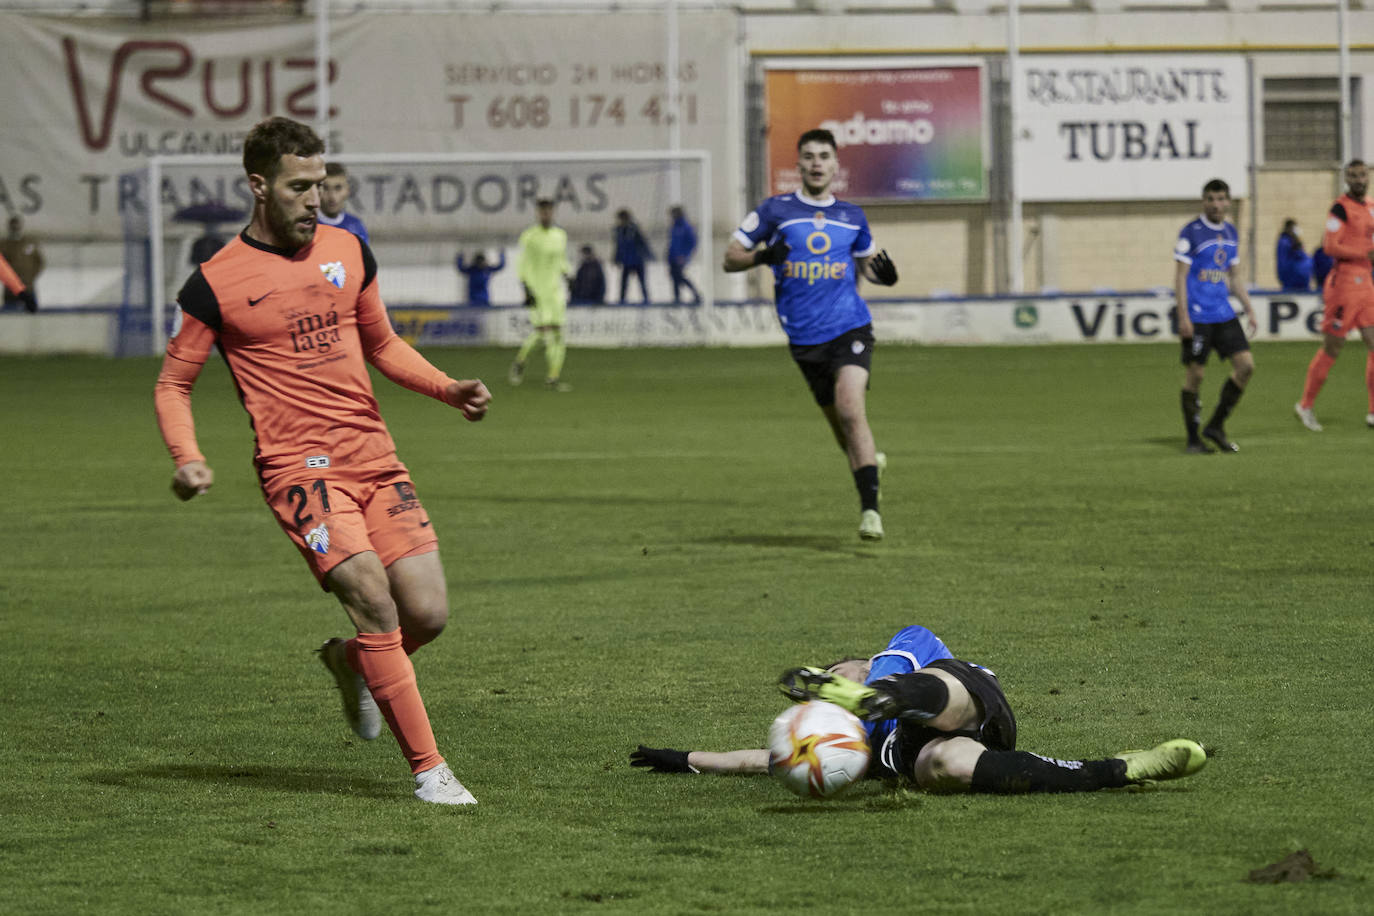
xmin=0 ymin=340 xmax=1369 ymax=914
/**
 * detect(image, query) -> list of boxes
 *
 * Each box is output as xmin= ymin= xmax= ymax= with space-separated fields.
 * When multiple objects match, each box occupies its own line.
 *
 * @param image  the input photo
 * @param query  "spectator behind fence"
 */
xmin=1275 ymin=218 xmax=1313 ymax=291
xmin=1311 ymin=246 xmax=1334 ymax=292
xmin=612 ymin=208 xmax=653 ymax=304
xmin=666 ymin=205 xmax=701 ymax=304
xmin=569 ymin=245 xmax=606 ymax=304
xmin=0 ymin=216 xmax=43 ymax=310
xmin=190 ymin=227 xmax=229 ymax=266
xmin=456 ymin=250 xmax=505 ymax=306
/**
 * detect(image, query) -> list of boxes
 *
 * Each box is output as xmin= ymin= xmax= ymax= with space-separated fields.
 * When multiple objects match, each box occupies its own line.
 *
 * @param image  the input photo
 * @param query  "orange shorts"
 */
xmin=261 ymin=455 xmax=438 ymax=589
xmin=1321 ymin=274 xmax=1374 ymax=336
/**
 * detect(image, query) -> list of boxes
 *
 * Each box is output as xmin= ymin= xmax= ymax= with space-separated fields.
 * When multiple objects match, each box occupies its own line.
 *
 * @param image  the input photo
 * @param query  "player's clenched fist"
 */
xmin=445 ymin=379 xmax=491 ymax=422
xmin=172 ymin=460 xmax=214 ymax=501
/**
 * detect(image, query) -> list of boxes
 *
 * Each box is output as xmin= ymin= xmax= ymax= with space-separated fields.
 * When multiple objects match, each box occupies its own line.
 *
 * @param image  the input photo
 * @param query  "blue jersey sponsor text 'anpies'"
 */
xmin=734 ymin=192 xmax=877 ymax=345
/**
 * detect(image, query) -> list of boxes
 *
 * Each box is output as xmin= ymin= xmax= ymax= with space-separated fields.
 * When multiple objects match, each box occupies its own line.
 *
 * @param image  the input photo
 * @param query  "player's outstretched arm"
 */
xmin=630 ymin=745 xmax=768 ymax=774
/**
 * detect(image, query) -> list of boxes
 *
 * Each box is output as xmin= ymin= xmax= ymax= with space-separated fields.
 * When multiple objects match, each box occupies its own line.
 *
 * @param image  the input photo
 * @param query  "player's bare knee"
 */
xmin=340 ymin=589 xmax=399 ymax=634
xmin=913 ymin=737 xmax=981 ymax=792
xmin=400 ymin=600 xmax=448 ymax=644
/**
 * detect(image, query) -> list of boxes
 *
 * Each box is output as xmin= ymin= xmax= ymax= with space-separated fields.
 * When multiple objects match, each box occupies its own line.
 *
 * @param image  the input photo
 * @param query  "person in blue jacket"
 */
xmin=1275 ymin=219 xmax=1313 ymax=291
xmin=456 ymin=250 xmax=505 ymax=306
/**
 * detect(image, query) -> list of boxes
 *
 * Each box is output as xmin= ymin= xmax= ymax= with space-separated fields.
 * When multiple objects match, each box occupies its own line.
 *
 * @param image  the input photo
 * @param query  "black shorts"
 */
xmin=886 ymin=658 xmax=1018 ymax=778
xmin=789 ymin=324 xmax=875 ymax=407
xmin=1181 ymin=317 xmax=1249 ymax=365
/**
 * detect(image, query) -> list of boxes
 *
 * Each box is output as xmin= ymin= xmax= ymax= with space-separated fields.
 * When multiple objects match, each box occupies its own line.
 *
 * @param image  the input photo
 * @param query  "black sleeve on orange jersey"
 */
xmin=1330 ymin=202 xmax=1348 ymax=222
xmin=176 ymin=268 xmax=222 ymax=332
xmin=359 ymin=237 xmax=378 ymax=290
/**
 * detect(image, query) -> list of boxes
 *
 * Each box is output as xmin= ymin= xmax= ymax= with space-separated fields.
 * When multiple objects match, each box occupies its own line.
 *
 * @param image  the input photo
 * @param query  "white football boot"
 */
xmin=414 ymin=762 xmax=478 ymax=806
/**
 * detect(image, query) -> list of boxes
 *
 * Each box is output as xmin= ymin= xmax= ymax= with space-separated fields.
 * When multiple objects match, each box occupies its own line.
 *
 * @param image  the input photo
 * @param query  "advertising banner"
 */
xmin=1014 ymin=54 xmax=1249 ymax=201
xmin=763 ymin=62 xmax=986 ymax=201
xmin=0 ymin=10 xmax=736 ymax=239
xmin=3 ymin=292 xmax=1323 ymax=355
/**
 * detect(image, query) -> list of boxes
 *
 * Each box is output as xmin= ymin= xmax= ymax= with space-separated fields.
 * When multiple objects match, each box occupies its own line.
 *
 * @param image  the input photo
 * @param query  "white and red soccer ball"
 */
xmin=767 ymin=701 xmax=870 ymax=798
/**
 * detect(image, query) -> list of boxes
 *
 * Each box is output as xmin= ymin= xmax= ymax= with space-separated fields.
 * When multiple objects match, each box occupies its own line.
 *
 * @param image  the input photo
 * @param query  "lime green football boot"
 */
xmin=1116 ymin=739 xmax=1208 ymax=784
xmin=778 ymin=667 xmax=897 ymax=721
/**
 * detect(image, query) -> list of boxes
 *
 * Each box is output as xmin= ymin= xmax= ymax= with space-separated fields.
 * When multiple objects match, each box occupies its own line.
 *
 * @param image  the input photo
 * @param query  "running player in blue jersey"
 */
xmin=630 ymin=624 xmax=1207 ymax=793
xmin=1173 ymin=178 xmax=1257 ymax=454
xmin=723 ymin=129 xmax=899 ymax=541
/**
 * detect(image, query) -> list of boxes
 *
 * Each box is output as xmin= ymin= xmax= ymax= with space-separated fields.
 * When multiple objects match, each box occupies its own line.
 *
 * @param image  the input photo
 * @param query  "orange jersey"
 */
xmin=155 ymin=225 xmax=456 ymax=476
xmin=0 ymin=251 xmax=25 ymax=296
xmin=1322 ymin=193 xmax=1374 ymax=287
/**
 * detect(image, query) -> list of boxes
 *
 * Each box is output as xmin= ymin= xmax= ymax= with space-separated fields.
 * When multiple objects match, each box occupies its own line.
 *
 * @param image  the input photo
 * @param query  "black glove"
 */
xmin=754 ymin=239 xmax=791 ymax=266
xmin=868 ymin=250 xmax=898 ymax=286
xmin=630 ymin=745 xmax=697 ymax=773
xmin=522 ymin=284 xmax=535 ymax=306
xmin=17 ymin=288 xmax=37 ymax=312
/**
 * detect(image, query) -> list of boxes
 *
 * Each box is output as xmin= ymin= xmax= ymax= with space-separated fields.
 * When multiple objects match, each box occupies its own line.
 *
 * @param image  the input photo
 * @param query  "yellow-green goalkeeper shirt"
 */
xmin=516 ymin=224 xmax=572 ymax=308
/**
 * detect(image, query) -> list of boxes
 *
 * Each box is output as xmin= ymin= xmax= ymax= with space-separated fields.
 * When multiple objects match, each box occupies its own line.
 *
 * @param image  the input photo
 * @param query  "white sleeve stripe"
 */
xmin=732 ymin=229 xmax=756 ymax=248
xmin=870 ymin=649 xmax=919 ymax=671
xmin=1174 ymin=254 xmax=1193 ymax=265
xmin=778 ymin=217 xmax=864 ymax=232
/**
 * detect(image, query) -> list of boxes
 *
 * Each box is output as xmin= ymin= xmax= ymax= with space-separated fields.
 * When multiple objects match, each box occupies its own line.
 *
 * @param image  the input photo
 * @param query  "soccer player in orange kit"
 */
xmin=1295 ymin=160 xmax=1374 ymax=431
xmin=154 ymin=117 xmax=491 ymax=806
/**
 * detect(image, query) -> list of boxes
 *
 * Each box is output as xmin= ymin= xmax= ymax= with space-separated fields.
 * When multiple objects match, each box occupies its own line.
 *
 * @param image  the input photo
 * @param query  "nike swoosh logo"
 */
xmin=248 ymin=292 xmax=273 ymax=306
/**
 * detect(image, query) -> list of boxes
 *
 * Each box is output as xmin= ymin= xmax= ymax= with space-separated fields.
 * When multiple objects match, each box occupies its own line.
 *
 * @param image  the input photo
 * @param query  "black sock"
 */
xmin=853 ymin=465 xmax=879 ymax=512
xmin=1206 ymin=378 xmax=1243 ymax=431
xmin=1180 ymin=389 xmax=1203 ymax=443
xmin=872 ymin=672 xmax=949 ymax=720
xmin=970 ymin=750 xmax=1127 ymax=794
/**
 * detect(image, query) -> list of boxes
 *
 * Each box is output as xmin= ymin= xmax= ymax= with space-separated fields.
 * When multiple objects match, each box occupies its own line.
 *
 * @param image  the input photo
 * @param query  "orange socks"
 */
xmin=1301 ymin=350 xmax=1335 ymax=409
xmin=347 ymin=629 xmax=443 ymax=775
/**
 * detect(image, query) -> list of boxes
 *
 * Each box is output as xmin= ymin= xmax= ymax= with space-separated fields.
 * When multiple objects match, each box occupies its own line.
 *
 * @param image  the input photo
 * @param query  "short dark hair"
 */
xmin=536 ymin=198 xmax=555 ymax=208
xmin=798 ymin=128 xmax=838 ymax=152
xmin=1202 ymin=178 xmax=1230 ymax=197
xmin=324 ymin=162 xmax=347 ymax=178
xmin=1347 ymin=158 xmax=1367 ymax=170
xmin=243 ymin=117 xmax=325 ymax=182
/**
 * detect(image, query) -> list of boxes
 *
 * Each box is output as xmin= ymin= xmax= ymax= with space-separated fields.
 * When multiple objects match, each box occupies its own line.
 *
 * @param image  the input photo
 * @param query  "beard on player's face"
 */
xmin=266 ymin=189 xmax=316 ymax=249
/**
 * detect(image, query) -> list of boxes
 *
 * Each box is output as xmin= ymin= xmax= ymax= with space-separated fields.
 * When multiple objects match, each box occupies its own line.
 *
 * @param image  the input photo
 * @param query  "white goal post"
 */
xmin=128 ymin=149 xmax=713 ymax=355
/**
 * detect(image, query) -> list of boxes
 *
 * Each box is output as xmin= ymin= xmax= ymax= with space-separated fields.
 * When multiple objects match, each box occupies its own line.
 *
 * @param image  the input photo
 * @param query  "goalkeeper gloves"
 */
xmin=630 ymin=745 xmax=698 ymax=773
xmin=16 ymin=288 xmax=36 ymax=312
xmin=868 ymin=250 xmax=899 ymax=286
xmin=753 ymin=239 xmax=791 ymax=267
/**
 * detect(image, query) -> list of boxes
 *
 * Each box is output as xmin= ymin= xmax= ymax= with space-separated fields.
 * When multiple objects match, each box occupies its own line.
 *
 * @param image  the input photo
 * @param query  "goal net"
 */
xmin=119 ymin=150 xmax=713 ymax=356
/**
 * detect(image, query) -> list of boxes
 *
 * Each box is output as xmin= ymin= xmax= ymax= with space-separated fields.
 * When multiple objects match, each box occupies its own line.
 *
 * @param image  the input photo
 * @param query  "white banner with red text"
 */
xmin=0 ymin=10 xmax=737 ymax=239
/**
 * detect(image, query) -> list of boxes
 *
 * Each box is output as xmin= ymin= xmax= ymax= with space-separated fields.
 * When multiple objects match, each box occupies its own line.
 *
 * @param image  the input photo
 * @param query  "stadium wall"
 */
xmin=0 ymin=6 xmax=1368 ymax=311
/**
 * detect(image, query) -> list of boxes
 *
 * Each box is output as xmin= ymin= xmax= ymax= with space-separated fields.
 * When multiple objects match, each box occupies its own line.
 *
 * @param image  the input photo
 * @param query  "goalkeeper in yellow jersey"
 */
xmin=510 ymin=198 xmax=574 ymax=392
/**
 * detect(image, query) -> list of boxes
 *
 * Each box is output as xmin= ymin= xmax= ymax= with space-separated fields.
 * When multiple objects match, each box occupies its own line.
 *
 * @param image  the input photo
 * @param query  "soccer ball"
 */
xmin=767 ymin=701 xmax=871 ymax=799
